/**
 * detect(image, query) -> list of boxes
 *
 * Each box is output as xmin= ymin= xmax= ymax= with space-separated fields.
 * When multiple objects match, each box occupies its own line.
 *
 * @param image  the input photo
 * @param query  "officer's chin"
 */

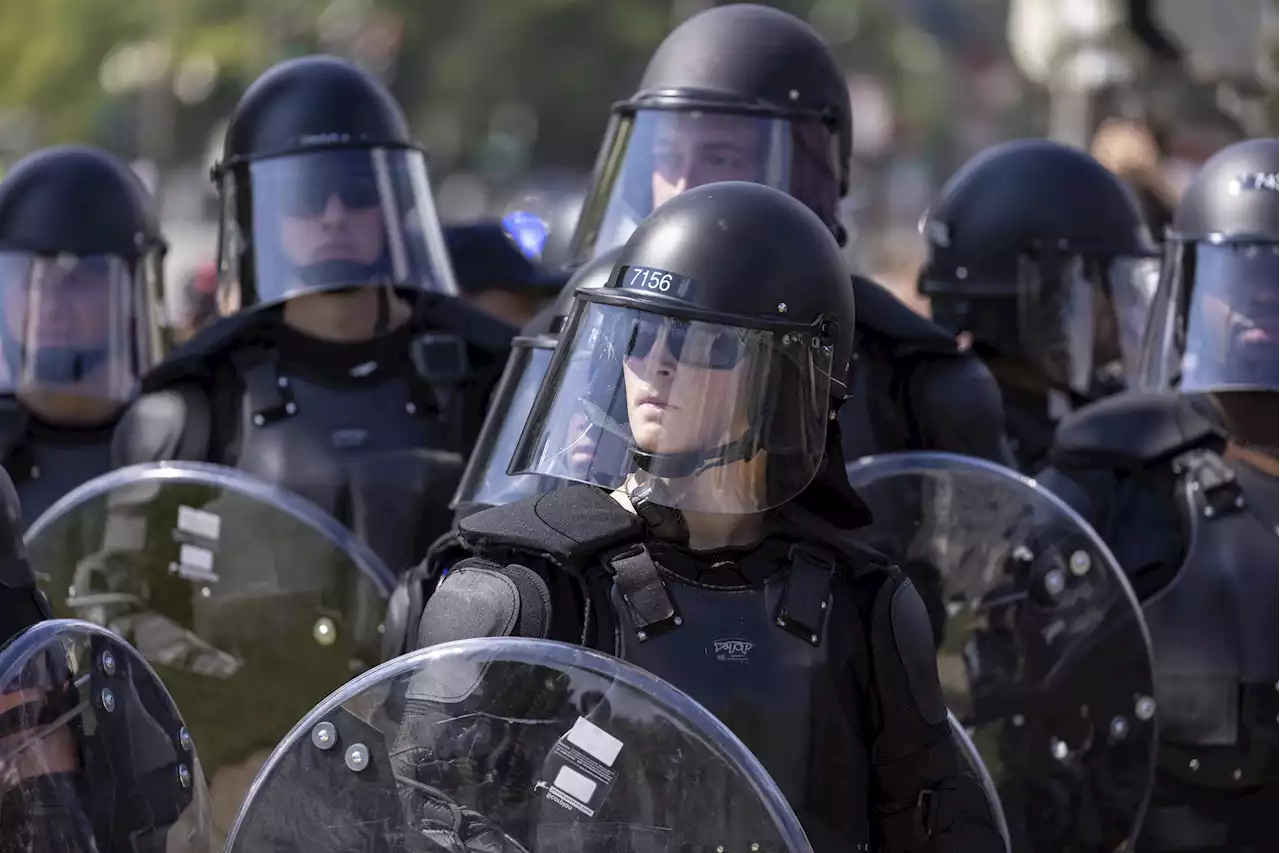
xmin=17 ymin=384 xmax=124 ymax=427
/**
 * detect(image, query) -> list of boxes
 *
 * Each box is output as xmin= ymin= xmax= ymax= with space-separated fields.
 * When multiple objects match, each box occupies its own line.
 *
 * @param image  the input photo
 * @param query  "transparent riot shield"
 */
xmin=23 ymin=461 xmax=397 ymax=842
xmin=226 ymin=637 xmax=814 ymax=853
xmin=950 ymin=710 xmax=1012 ymax=853
xmin=0 ymin=618 xmax=214 ymax=851
xmin=846 ymin=452 xmax=1157 ymax=853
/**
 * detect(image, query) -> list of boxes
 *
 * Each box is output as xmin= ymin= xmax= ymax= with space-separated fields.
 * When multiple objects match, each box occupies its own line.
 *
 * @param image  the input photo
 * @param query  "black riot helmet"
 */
xmin=0 ymin=146 xmax=166 ymax=422
xmin=566 ymin=3 xmax=851 ymax=267
xmin=513 ymin=181 xmax=854 ymax=515
xmin=211 ymin=55 xmax=457 ymax=313
xmin=918 ymin=139 xmax=1160 ymax=400
xmin=449 ymin=248 xmax=623 ymax=516
xmin=1137 ymin=138 xmax=1279 ymax=449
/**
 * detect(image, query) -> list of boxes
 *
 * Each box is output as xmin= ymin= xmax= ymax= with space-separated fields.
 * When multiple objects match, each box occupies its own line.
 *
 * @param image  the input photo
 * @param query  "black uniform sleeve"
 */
xmin=0 ymin=467 xmax=50 ymax=647
xmin=110 ymin=382 xmax=213 ymax=466
xmin=908 ymin=354 xmax=1017 ymax=468
xmin=866 ymin=573 xmax=1005 ymax=852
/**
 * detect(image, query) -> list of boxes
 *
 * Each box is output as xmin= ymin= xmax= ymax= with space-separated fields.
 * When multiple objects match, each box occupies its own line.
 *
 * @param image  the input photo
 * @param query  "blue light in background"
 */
xmin=502 ymin=210 xmax=551 ymax=261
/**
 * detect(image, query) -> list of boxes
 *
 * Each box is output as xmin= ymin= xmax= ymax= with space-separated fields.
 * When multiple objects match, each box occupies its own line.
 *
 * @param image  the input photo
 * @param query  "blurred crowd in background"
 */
xmin=0 ymin=0 xmax=1274 ymax=331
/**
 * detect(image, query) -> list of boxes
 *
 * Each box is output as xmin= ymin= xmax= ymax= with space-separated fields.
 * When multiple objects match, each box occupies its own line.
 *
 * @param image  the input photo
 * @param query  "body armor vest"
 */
xmin=608 ymin=541 xmax=872 ymax=852
xmin=222 ymin=343 xmax=466 ymax=570
xmin=1141 ymin=449 xmax=1278 ymax=851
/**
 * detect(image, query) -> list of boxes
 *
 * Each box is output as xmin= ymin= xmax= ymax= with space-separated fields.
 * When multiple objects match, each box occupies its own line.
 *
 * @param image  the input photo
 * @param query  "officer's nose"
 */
xmin=638 ymin=326 xmax=678 ymax=378
xmin=320 ymin=194 xmax=349 ymax=227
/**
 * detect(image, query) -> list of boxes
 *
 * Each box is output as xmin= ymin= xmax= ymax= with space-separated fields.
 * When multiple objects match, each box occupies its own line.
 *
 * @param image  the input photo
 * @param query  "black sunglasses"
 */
xmin=625 ymin=319 xmax=744 ymax=370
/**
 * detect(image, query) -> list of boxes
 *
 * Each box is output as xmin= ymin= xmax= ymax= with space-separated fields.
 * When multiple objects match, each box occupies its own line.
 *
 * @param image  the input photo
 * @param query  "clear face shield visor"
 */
xmin=509 ymin=297 xmax=835 ymax=514
xmin=1172 ymin=241 xmax=1279 ymax=393
xmin=569 ymin=108 xmax=841 ymax=267
xmin=0 ymin=251 xmax=161 ymax=416
xmin=1016 ymin=252 xmax=1158 ymax=396
xmin=215 ymin=147 xmax=458 ymax=313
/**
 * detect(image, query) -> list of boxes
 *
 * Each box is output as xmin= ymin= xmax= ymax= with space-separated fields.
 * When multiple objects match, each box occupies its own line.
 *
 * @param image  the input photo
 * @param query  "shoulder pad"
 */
xmin=851 ymin=275 xmax=960 ymax=355
xmin=111 ymin=385 xmax=211 ymax=465
xmin=911 ymin=355 xmax=1018 ymax=467
xmin=414 ymin=294 xmax=516 ymax=356
xmin=142 ymin=311 xmax=273 ymax=392
xmin=457 ymin=485 xmax=643 ymax=565
xmin=776 ymin=501 xmax=889 ymax=575
xmin=1051 ymin=391 xmax=1222 ymax=471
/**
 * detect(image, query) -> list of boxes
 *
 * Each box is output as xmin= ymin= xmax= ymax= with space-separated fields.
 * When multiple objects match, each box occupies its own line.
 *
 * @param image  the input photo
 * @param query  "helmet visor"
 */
xmin=0 ymin=251 xmax=160 ymax=418
xmin=1178 ymin=241 xmax=1279 ymax=393
xmin=450 ymin=343 xmax=570 ymax=511
xmin=569 ymin=108 xmax=840 ymax=267
xmin=1016 ymin=252 xmax=1158 ymax=395
xmin=510 ymin=298 xmax=834 ymax=514
xmin=217 ymin=148 xmax=458 ymax=310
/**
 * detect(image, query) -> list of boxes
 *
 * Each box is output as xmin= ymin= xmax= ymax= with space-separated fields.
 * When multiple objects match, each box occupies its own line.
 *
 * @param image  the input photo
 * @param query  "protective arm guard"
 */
xmin=867 ymin=573 xmax=1006 ymax=852
xmin=908 ymin=354 xmax=1017 ymax=468
xmin=110 ymin=383 xmax=212 ymax=467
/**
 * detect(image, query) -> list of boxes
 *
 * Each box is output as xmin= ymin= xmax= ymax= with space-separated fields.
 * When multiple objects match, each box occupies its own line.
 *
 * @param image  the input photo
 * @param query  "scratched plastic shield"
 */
xmin=225 ymin=637 xmax=814 ymax=853
xmin=23 ymin=461 xmax=396 ymax=842
xmin=847 ymin=452 xmax=1157 ymax=853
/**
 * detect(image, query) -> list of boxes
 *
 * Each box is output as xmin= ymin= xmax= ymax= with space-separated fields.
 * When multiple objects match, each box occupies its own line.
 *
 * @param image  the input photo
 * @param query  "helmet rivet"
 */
xmin=955 ymin=267 xmax=968 ymax=279
xmin=777 ymin=302 xmax=787 ymax=313
xmin=787 ymin=90 xmax=799 ymax=101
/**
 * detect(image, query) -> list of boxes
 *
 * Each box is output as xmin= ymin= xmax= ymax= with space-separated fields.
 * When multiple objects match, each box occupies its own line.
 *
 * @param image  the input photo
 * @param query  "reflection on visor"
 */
xmin=626 ymin=319 xmax=744 ymax=370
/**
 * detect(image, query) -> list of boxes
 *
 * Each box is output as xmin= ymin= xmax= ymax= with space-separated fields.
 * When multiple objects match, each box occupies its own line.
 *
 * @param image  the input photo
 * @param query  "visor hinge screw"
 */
xmin=29 ymin=465 xmax=40 ymax=479
xmin=277 ymin=376 xmax=289 ymax=388
xmin=1189 ymin=758 xmax=1200 ymax=771
xmin=252 ymin=414 xmax=266 ymax=427
xmin=284 ymin=402 xmax=297 ymax=415
xmin=405 ymin=402 xmax=417 ymax=414
xmin=776 ymin=302 xmax=787 ymax=313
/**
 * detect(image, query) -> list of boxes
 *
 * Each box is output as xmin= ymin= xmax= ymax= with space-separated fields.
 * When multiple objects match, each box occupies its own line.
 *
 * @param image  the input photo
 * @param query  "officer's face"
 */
xmin=651 ymin=113 xmax=764 ymax=209
xmin=622 ymin=324 xmax=742 ymax=455
xmin=2 ymin=261 xmax=113 ymax=352
xmin=278 ymin=194 xmax=385 ymax=270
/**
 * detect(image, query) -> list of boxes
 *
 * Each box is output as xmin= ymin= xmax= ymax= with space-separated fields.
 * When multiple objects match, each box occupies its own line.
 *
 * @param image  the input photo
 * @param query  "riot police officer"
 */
xmin=110 ymin=56 xmax=514 ymax=570
xmin=400 ymin=181 xmax=1004 ymax=853
xmin=0 ymin=146 xmax=167 ymax=524
xmin=564 ymin=3 xmax=1012 ymax=465
xmin=1039 ymin=138 xmax=1279 ymax=851
xmin=917 ymin=139 xmax=1161 ymax=471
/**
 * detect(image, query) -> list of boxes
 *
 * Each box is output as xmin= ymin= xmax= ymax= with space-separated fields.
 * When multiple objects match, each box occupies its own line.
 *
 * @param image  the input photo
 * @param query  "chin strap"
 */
xmin=631 ymin=430 xmax=759 ymax=480
xmin=628 ymin=480 xmax=689 ymax=545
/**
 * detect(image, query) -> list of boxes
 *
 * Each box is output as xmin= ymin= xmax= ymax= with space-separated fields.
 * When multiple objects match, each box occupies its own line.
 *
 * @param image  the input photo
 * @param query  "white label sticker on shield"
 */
xmin=537 ymin=716 xmax=623 ymax=818
xmin=553 ymin=766 xmax=597 ymax=804
xmin=177 ymin=505 xmax=221 ymax=541
xmin=565 ymin=717 xmax=623 ymax=767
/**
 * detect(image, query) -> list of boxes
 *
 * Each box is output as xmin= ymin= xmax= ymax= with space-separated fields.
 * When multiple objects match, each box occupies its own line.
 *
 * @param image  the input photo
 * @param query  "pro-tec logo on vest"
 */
xmin=711 ymin=638 xmax=754 ymax=663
